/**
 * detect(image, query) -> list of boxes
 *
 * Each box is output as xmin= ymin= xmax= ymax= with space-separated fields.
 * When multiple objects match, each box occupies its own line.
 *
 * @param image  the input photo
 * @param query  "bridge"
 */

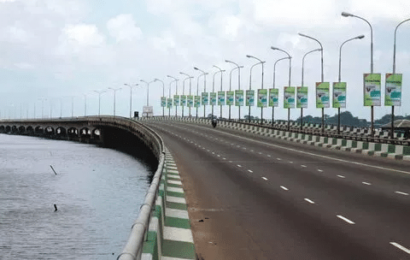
xmin=2 ymin=116 xmax=410 ymax=259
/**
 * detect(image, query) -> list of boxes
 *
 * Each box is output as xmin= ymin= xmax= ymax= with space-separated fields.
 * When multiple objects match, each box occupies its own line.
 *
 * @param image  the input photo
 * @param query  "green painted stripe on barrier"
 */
xmin=167 ymin=191 xmax=185 ymax=198
xmin=165 ymin=217 xmax=191 ymax=229
xmin=162 ymin=240 xmax=196 ymax=259
xmin=142 ymin=231 xmax=159 ymax=260
xmin=167 ymin=183 xmax=183 ymax=188
xmin=404 ymin=146 xmax=410 ymax=155
xmin=362 ymin=142 xmax=369 ymax=150
xmin=388 ymin=144 xmax=395 ymax=154
xmin=332 ymin=138 xmax=337 ymax=145
xmin=352 ymin=141 xmax=357 ymax=148
xmin=342 ymin=139 xmax=347 ymax=146
xmin=166 ymin=201 xmax=188 ymax=210
xmin=374 ymin=143 xmax=381 ymax=151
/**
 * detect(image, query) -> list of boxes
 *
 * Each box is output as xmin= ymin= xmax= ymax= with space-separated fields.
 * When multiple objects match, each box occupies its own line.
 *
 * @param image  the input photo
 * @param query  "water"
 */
xmin=0 ymin=134 xmax=154 ymax=260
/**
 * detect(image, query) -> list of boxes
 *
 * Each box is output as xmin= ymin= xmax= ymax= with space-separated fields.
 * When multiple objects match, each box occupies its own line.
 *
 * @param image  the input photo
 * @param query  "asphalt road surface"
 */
xmin=145 ymin=120 xmax=410 ymax=260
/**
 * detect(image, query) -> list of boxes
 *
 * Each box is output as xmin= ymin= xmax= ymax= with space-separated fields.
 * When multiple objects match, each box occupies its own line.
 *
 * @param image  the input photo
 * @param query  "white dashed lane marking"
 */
xmin=248 ymin=170 xmax=253 ymax=173
xmin=280 ymin=186 xmax=288 ymax=191
xmin=262 ymin=177 xmax=268 ymax=181
xmin=337 ymin=175 xmax=345 ymax=178
xmin=362 ymin=182 xmax=371 ymax=185
xmin=395 ymin=191 xmax=409 ymax=196
xmin=390 ymin=242 xmax=410 ymax=255
xmin=337 ymin=215 xmax=355 ymax=224
xmin=304 ymin=198 xmax=315 ymax=204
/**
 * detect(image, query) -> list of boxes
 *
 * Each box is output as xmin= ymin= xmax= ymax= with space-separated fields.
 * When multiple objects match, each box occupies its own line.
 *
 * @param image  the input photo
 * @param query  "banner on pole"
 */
xmin=201 ymin=92 xmax=209 ymax=106
xmin=167 ymin=98 xmax=172 ymax=108
xmin=246 ymin=90 xmax=255 ymax=106
xmin=333 ymin=82 xmax=346 ymax=108
xmin=283 ymin=87 xmax=295 ymax=108
xmin=194 ymin=95 xmax=201 ymax=108
xmin=187 ymin=95 xmax=193 ymax=107
xmin=173 ymin=95 xmax=180 ymax=106
xmin=210 ymin=92 xmax=217 ymax=106
xmin=269 ymin=88 xmax=279 ymax=107
xmin=257 ymin=89 xmax=267 ymax=108
xmin=218 ymin=91 xmax=225 ymax=106
xmin=181 ymin=95 xmax=187 ymax=106
xmin=297 ymin=87 xmax=308 ymax=108
xmin=161 ymin=97 xmax=166 ymax=107
xmin=385 ymin=73 xmax=402 ymax=106
xmin=363 ymin=73 xmax=381 ymax=106
xmin=235 ymin=90 xmax=244 ymax=106
xmin=226 ymin=91 xmax=234 ymax=106
xmin=316 ymin=82 xmax=330 ymax=108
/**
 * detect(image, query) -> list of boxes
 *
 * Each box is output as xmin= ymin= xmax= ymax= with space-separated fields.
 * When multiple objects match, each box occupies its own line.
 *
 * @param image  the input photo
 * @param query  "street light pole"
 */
xmin=299 ymin=33 xmax=324 ymax=133
xmin=180 ymin=72 xmax=194 ymax=118
xmin=154 ymin=79 xmax=165 ymax=118
xmin=167 ymin=75 xmax=179 ymax=117
xmin=338 ymin=35 xmax=365 ymax=134
xmin=342 ymin=12 xmax=375 ymax=136
xmin=109 ymin=87 xmax=122 ymax=117
xmin=124 ymin=83 xmax=139 ymax=118
xmin=194 ymin=67 xmax=208 ymax=119
xmin=167 ymin=78 xmax=177 ymax=117
xmin=212 ymin=65 xmax=225 ymax=119
xmin=272 ymin=57 xmax=290 ymax=127
xmin=140 ymin=80 xmax=154 ymax=117
xmin=83 ymin=94 xmax=88 ymax=117
xmin=225 ymin=60 xmax=243 ymax=121
xmin=246 ymin=55 xmax=265 ymax=124
xmin=391 ymin=18 xmax=410 ymax=138
xmin=271 ymin=47 xmax=292 ymax=129
xmin=94 ymin=90 xmax=106 ymax=117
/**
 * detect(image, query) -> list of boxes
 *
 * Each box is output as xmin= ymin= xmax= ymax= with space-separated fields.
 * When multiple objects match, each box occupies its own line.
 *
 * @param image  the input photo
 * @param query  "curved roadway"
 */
xmin=145 ymin=119 xmax=410 ymax=260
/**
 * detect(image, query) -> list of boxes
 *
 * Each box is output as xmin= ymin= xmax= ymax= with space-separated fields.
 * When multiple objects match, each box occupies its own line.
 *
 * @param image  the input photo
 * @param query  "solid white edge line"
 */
xmin=280 ymin=186 xmax=288 ymax=191
xmin=304 ymin=198 xmax=315 ymax=204
xmin=395 ymin=191 xmax=409 ymax=196
xmin=337 ymin=215 xmax=355 ymax=224
xmin=390 ymin=242 xmax=410 ymax=254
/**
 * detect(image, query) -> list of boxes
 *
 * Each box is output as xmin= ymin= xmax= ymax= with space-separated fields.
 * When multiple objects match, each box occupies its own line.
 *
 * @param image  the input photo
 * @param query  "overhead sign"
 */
xmin=363 ymin=73 xmax=381 ymax=106
xmin=210 ymin=92 xmax=217 ymax=106
xmin=385 ymin=73 xmax=402 ymax=106
xmin=297 ymin=86 xmax=308 ymax=108
xmin=316 ymin=82 xmax=330 ymax=108
xmin=235 ymin=90 xmax=244 ymax=106
xmin=333 ymin=82 xmax=346 ymax=108
xmin=161 ymin=97 xmax=166 ymax=107
xmin=246 ymin=90 xmax=255 ymax=106
xmin=269 ymin=88 xmax=279 ymax=107
xmin=201 ymin=92 xmax=209 ymax=106
xmin=283 ymin=87 xmax=295 ymax=109
xmin=257 ymin=89 xmax=267 ymax=108
xmin=218 ymin=91 xmax=225 ymax=106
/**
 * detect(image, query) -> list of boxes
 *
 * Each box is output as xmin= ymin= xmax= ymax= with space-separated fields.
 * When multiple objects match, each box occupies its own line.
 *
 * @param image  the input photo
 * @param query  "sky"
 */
xmin=0 ymin=0 xmax=409 ymax=121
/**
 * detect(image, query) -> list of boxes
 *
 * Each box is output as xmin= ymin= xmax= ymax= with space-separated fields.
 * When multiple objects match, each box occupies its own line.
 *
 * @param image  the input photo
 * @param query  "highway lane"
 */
xmin=145 ymin=120 xmax=410 ymax=260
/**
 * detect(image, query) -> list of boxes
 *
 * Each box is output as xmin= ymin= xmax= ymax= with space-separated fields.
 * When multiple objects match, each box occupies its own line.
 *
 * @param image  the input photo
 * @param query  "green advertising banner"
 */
xmin=194 ymin=95 xmax=201 ymax=108
xmin=284 ymin=87 xmax=295 ymax=109
xmin=161 ymin=97 xmax=166 ymax=107
xmin=269 ymin=88 xmax=279 ymax=107
xmin=201 ymin=92 xmax=209 ymax=106
xmin=297 ymin=87 xmax=308 ymax=108
xmin=226 ymin=91 xmax=234 ymax=106
xmin=363 ymin=73 xmax=381 ymax=106
xmin=167 ymin=98 xmax=172 ymax=108
xmin=333 ymin=82 xmax=347 ymax=108
xmin=246 ymin=90 xmax=255 ymax=106
xmin=187 ymin=95 xmax=193 ymax=107
xmin=385 ymin=73 xmax=402 ymax=106
xmin=235 ymin=90 xmax=244 ymax=106
xmin=257 ymin=89 xmax=267 ymax=108
xmin=210 ymin=92 xmax=217 ymax=106
xmin=181 ymin=95 xmax=187 ymax=106
xmin=218 ymin=91 xmax=225 ymax=106
xmin=173 ymin=95 xmax=180 ymax=106
xmin=316 ymin=82 xmax=330 ymax=108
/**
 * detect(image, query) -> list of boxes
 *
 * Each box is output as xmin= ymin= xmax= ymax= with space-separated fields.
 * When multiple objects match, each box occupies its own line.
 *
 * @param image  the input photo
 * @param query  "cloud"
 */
xmin=107 ymin=14 xmax=143 ymax=43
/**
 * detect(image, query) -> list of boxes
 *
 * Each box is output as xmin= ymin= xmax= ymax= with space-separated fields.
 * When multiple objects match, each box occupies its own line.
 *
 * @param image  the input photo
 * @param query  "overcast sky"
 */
xmin=1 ymin=0 xmax=409 ymax=121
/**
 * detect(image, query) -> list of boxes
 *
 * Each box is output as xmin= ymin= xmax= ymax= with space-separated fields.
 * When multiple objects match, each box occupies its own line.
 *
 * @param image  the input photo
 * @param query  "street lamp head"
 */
xmin=154 ymin=78 xmax=159 ymax=81
xmin=194 ymin=67 xmax=199 ymax=70
xmin=246 ymin=55 xmax=252 ymax=58
xmin=357 ymin=35 xmax=365 ymax=39
xmin=167 ymin=75 xmax=172 ymax=78
xmin=270 ymin=47 xmax=278 ymax=50
xmin=225 ymin=60 xmax=230 ymax=63
xmin=298 ymin=33 xmax=308 ymax=37
xmin=341 ymin=12 xmax=353 ymax=17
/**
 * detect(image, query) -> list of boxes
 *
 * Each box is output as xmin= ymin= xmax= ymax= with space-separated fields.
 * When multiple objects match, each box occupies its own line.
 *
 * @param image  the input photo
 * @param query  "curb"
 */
xmin=142 ymin=149 xmax=196 ymax=260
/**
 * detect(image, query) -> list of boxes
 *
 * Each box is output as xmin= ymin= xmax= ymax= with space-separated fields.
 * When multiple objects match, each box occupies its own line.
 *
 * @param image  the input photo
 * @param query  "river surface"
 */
xmin=0 ymin=134 xmax=154 ymax=260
